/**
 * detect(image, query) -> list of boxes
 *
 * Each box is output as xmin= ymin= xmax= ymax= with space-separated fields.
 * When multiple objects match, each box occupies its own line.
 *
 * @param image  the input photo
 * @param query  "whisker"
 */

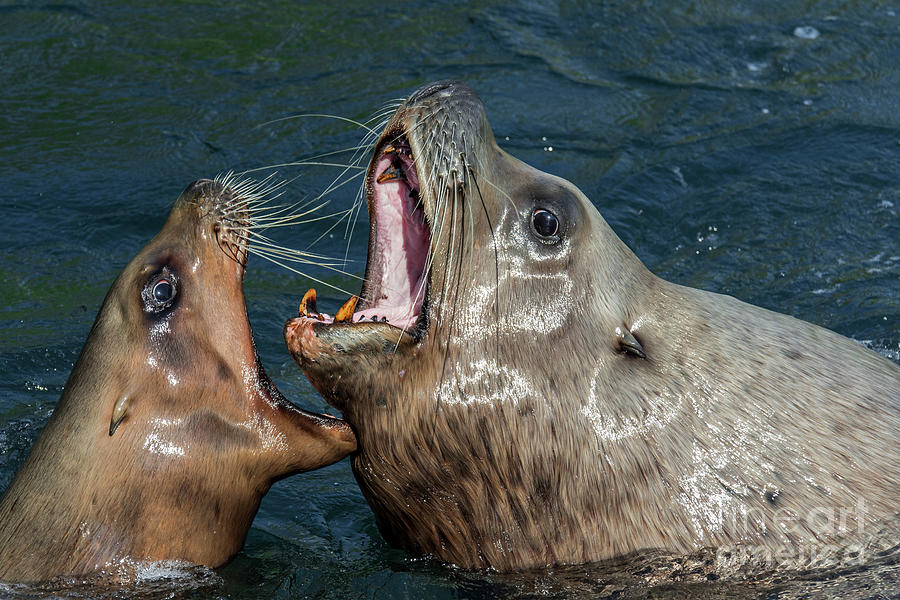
xmin=478 ymin=176 xmax=516 ymax=208
xmin=249 ymin=236 xmax=338 ymax=263
xmin=256 ymin=113 xmax=382 ymax=137
xmin=239 ymin=161 xmax=367 ymax=175
xmin=340 ymin=112 xmax=395 ymax=264
xmin=248 ymin=246 xmax=362 ymax=280
xmin=468 ymin=167 xmax=503 ymax=374
xmin=213 ymin=171 xmax=365 ymax=286
xmin=247 ymin=213 xmax=347 ymax=229
xmin=249 ymin=201 xmax=344 ymax=227
xmin=271 ymin=143 xmax=384 ymax=165
xmin=248 ymin=249 xmax=356 ymax=296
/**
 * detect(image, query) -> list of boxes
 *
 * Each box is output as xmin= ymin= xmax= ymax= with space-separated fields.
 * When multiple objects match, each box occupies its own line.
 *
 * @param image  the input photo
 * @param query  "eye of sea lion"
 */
xmin=532 ymin=208 xmax=560 ymax=239
xmin=152 ymin=279 xmax=173 ymax=302
xmin=141 ymin=269 xmax=178 ymax=314
xmin=521 ymin=182 xmax=577 ymax=245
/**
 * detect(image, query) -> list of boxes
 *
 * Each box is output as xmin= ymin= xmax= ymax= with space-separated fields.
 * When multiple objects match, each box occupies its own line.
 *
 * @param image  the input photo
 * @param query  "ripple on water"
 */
xmin=0 ymin=561 xmax=222 ymax=599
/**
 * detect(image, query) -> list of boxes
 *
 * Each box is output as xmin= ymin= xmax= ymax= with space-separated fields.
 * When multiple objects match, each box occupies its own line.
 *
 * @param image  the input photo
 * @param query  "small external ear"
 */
xmin=109 ymin=395 xmax=131 ymax=436
xmin=616 ymin=325 xmax=646 ymax=359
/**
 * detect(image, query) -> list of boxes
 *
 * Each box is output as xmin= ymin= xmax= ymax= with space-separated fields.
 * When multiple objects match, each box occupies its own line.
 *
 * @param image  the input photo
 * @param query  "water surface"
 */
xmin=1 ymin=1 xmax=897 ymax=598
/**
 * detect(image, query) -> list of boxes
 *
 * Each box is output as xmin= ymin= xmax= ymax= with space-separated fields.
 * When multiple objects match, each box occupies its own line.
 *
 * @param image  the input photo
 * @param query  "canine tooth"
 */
xmin=376 ymin=165 xmax=405 ymax=183
xmin=335 ymin=295 xmax=358 ymax=323
xmin=299 ymin=288 xmax=317 ymax=316
xmin=382 ymin=144 xmax=396 ymax=155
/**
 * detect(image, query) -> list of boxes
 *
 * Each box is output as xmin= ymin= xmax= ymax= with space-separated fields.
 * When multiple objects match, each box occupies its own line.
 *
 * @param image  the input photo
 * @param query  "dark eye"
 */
xmin=143 ymin=271 xmax=178 ymax=313
xmin=532 ymin=209 xmax=559 ymax=239
xmin=153 ymin=279 xmax=173 ymax=303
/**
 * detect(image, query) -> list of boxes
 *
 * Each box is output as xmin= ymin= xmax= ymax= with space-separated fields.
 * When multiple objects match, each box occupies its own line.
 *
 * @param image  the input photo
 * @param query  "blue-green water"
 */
xmin=1 ymin=2 xmax=898 ymax=598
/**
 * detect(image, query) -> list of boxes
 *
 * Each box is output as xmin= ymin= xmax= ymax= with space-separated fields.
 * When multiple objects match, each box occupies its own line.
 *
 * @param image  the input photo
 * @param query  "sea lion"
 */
xmin=0 ymin=178 xmax=356 ymax=583
xmin=284 ymin=81 xmax=900 ymax=572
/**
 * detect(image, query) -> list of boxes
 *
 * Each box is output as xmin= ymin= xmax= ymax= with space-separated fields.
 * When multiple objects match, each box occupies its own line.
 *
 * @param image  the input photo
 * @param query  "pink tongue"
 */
xmin=368 ymin=152 xmax=429 ymax=331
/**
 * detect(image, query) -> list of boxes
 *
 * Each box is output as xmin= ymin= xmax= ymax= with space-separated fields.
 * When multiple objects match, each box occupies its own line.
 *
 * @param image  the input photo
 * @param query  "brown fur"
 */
xmin=285 ymin=82 xmax=899 ymax=571
xmin=0 ymin=179 xmax=356 ymax=583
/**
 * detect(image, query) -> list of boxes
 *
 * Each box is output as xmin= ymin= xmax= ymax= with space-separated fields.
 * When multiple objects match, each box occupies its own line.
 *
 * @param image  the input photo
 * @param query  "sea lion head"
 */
xmin=0 ymin=178 xmax=356 ymax=582
xmin=284 ymin=81 xmax=653 ymax=568
xmin=93 ymin=178 xmax=356 ymax=471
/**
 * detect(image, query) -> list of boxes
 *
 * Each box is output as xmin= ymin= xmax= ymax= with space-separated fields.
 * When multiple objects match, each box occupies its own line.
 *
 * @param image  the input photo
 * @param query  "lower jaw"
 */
xmin=284 ymin=316 xmax=418 ymax=368
xmin=284 ymin=316 xmax=418 ymax=418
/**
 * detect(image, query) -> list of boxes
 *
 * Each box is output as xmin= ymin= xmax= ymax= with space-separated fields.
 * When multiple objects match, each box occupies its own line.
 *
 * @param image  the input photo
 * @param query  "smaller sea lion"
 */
xmin=0 ymin=179 xmax=356 ymax=583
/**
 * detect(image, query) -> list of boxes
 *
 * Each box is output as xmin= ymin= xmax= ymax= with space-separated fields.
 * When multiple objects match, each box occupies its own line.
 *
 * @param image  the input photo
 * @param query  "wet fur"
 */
xmin=0 ymin=180 xmax=355 ymax=583
xmin=290 ymin=82 xmax=900 ymax=571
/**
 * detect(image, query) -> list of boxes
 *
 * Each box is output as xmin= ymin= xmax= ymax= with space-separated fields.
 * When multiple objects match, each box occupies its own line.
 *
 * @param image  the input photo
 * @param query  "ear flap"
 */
xmin=109 ymin=395 xmax=131 ymax=436
xmin=616 ymin=325 xmax=646 ymax=359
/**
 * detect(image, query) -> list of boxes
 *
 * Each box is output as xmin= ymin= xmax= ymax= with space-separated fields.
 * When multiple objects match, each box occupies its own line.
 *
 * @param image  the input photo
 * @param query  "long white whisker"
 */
xmin=256 ymin=113 xmax=381 ymax=137
xmin=248 ymin=250 xmax=356 ymax=296
xmin=240 ymin=161 xmax=367 ymax=175
xmin=249 ymin=236 xmax=336 ymax=261
xmin=248 ymin=247 xmax=362 ymax=280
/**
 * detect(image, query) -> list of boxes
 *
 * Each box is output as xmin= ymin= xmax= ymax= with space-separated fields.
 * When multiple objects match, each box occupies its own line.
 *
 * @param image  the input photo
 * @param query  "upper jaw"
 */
xmin=285 ymin=81 xmax=489 ymax=357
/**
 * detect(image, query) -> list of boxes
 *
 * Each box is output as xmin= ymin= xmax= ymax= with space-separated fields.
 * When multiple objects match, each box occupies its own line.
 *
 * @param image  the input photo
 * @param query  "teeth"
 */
xmin=298 ymin=288 xmax=365 ymax=326
xmin=335 ymin=295 xmax=358 ymax=323
xmin=382 ymin=142 xmax=412 ymax=159
xmin=299 ymin=288 xmax=317 ymax=316
xmin=377 ymin=165 xmax=406 ymax=184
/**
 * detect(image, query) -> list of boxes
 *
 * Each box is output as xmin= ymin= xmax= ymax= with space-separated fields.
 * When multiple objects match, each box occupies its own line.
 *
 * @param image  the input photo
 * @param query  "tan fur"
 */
xmin=0 ymin=180 xmax=355 ymax=583
xmin=286 ymin=82 xmax=899 ymax=571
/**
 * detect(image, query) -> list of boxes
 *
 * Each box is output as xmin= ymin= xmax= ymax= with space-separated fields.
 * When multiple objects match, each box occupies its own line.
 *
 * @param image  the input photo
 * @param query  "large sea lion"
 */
xmin=284 ymin=81 xmax=900 ymax=572
xmin=0 ymin=179 xmax=356 ymax=583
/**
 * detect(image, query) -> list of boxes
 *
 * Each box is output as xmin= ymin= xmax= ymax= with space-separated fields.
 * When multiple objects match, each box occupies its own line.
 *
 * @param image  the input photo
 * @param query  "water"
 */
xmin=1 ymin=1 xmax=898 ymax=598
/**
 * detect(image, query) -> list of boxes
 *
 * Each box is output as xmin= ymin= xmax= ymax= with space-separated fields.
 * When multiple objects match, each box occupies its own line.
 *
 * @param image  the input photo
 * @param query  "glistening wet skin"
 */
xmin=284 ymin=81 xmax=900 ymax=574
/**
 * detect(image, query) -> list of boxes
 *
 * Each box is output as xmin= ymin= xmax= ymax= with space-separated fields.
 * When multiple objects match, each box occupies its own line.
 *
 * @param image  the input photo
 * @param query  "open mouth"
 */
xmin=297 ymin=135 xmax=432 ymax=338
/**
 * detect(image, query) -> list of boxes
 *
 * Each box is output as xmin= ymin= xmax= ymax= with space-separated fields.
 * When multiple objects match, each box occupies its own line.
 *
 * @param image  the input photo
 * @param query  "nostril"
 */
xmin=406 ymin=80 xmax=461 ymax=105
